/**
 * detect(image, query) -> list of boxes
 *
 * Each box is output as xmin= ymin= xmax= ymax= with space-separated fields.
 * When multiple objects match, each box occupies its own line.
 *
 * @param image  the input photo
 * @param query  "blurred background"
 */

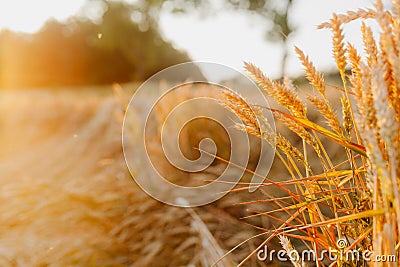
xmin=0 ymin=0 xmax=377 ymax=88
xmin=0 ymin=0 xmax=379 ymax=266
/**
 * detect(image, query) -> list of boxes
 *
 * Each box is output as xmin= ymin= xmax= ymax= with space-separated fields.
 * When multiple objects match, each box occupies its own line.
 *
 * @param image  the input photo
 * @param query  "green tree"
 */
xmin=91 ymin=1 xmax=191 ymax=80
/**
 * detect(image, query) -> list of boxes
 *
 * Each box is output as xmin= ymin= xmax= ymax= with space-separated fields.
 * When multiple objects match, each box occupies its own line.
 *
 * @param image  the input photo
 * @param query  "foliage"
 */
xmin=0 ymin=0 xmax=298 ymax=88
xmin=0 ymin=1 xmax=192 ymax=88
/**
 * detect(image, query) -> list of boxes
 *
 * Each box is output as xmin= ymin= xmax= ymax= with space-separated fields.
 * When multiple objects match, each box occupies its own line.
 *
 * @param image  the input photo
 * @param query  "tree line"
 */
xmin=0 ymin=0 xmax=294 ymax=88
xmin=0 ymin=1 xmax=191 ymax=88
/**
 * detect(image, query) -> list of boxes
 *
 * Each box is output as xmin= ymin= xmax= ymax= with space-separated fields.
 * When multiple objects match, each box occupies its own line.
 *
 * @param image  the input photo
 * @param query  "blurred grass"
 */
xmin=0 ymin=85 xmax=291 ymax=266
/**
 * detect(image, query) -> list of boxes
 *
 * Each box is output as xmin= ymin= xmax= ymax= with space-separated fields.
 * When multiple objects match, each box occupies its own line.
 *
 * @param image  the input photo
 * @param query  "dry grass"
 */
xmin=0 ymin=89 xmax=206 ymax=266
xmin=0 ymin=87 xmax=281 ymax=266
xmin=223 ymin=0 xmax=400 ymax=266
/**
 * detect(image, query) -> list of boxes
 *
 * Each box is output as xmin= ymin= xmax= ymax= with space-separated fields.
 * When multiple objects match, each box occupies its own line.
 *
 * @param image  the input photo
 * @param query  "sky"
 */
xmin=0 ymin=0 xmax=379 ymax=80
xmin=159 ymin=0 xmax=378 ymax=79
xmin=0 ymin=0 xmax=85 ymax=33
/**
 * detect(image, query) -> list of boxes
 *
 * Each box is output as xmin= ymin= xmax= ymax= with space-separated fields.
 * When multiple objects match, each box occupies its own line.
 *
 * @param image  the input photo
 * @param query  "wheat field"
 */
xmin=0 ymin=87 xmax=285 ymax=266
xmin=224 ymin=1 xmax=400 ymax=266
xmin=1 ymin=1 xmax=399 ymax=266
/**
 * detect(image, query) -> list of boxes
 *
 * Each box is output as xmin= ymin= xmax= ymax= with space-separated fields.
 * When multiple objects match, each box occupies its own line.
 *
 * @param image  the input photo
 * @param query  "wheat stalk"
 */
xmin=222 ymin=1 xmax=400 ymax=266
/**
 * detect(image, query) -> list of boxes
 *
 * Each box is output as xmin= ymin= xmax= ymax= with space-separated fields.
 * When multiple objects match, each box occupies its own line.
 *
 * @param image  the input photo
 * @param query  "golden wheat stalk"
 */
xmin=221 ymin=1 xmax=400 ymax=266
xmin=295 ymin=47 xmax=326 ymax=97
xmin=244 ymin=62 xmax=307 ymax=119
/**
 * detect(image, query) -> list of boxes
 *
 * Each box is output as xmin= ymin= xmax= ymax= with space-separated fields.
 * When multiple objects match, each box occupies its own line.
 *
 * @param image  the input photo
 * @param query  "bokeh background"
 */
xmin=0 ymin=0 xmax=378 ymax=88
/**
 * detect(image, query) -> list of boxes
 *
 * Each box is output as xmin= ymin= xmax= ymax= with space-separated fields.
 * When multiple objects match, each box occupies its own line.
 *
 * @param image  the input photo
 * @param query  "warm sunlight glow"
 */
xmin=0 ymin=0 xmax=86 ymax=33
